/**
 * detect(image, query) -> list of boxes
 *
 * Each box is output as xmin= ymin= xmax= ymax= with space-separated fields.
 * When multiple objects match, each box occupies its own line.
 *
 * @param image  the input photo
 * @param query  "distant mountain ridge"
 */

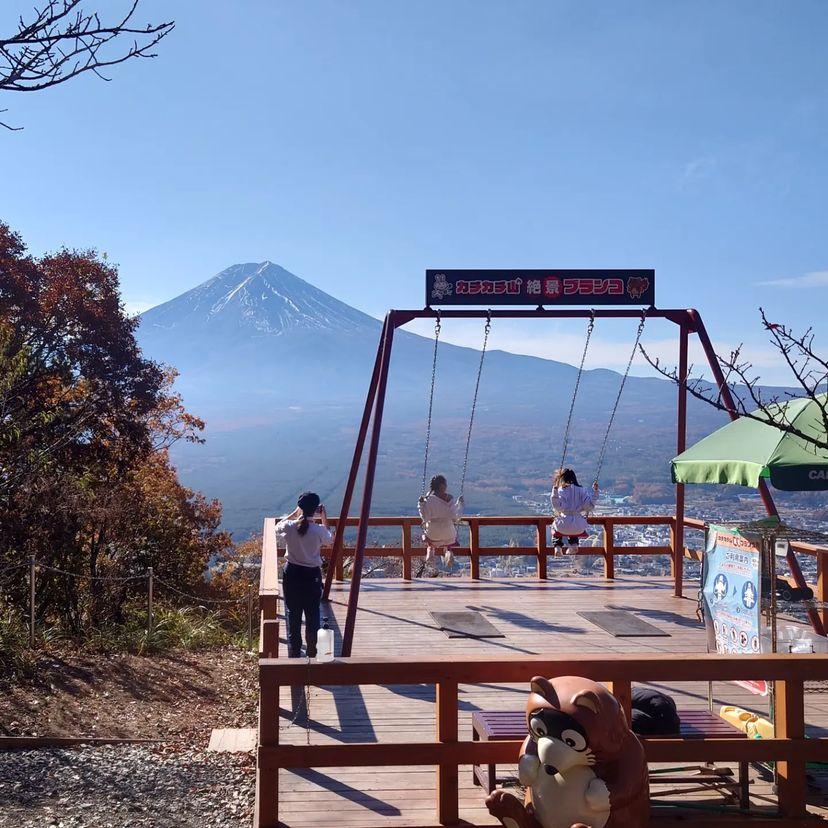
xmin=137 ymin=262 xmax=729 ymax=537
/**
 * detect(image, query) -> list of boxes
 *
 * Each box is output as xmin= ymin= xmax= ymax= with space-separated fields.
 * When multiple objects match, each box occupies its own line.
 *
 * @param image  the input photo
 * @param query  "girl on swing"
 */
xmin=551 ymin=467 xmax=598 ymax=552
xmin=418 ymin=474 xmax=463 ymax=567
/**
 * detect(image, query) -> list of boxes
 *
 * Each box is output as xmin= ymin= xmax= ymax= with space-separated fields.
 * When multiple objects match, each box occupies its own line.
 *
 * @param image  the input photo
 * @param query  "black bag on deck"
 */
xmin=630 ymin=687 xmax=681 ymax=736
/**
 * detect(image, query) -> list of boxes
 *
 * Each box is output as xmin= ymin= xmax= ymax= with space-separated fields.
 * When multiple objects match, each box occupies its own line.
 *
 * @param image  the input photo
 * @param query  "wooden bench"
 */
xmin=471 ymin=708 xmax=749 ymax=807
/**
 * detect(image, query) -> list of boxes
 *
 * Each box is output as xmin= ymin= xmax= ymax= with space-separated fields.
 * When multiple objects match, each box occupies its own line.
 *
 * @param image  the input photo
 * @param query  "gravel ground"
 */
xmin=0 ymin=744 xmax=255 ymax=827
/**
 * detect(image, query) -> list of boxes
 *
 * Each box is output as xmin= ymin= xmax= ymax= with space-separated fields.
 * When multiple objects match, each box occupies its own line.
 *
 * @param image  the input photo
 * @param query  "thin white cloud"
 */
xmin=677 ymin=155 xmax=718 ymax=192
xmin=759 ymin=270 xmax=828 ymax=289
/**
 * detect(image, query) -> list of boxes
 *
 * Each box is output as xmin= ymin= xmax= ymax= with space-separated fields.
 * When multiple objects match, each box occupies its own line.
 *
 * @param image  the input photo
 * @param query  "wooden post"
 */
xmin=323 ymin=319 xmax=388 ymax=600
xmin=147 ymin=567 xmax=154 ymax=636
xmin=247 ymin=585 xmax=254 ymax=651
xmin=603 ymin=520 xmax=615 ymax=580
xmin=775 ymin=678 xmax=806 ymax=818
xmin=341 ymin=317 xmax=395 ymax=657
xmin=669 ymin=518 xmax=678 ymax=582
xmin=607 ymin=678 xmax=632 ymax=724
xmin=436 ymin=679 xmax=459 ymax=825
xmin=260 ymin=618 xmax=280 ymax=659
xmin=402 ymin=522 xmax=412 ymax=581
xmin=469 ymin=521 xmax=480 ymax=581
xmin=818 ymin=551 xmax=827 ymax=634
xmin=256 ymin=667 xmax=280 ymax=827
xmin=674 ymin=321 xmax=688 ymax=598
xmin=536 ymin=520 xmax=547 ymax=580
xmin=260 ymin=594 xmax=278 ymax=623
xmin=28 ymin=556 xmax=36 ymax=647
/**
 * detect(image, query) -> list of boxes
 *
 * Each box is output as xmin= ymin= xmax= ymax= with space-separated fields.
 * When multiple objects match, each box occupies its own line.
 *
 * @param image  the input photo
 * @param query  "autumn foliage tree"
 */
xmin=0 ymin=222 xmax=230 ymax=631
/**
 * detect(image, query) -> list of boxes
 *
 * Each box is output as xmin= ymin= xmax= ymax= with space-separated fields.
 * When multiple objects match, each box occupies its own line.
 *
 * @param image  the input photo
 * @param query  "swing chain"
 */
xmin=593 ymin=309 xmax=648 ymax=485
xmin=421 ymin=311 xmax=442 ymax=496
xmin=460 ymin=310 xmax=492 ymax=500
xmin=559 ymin=310 xmax=595 ymax=473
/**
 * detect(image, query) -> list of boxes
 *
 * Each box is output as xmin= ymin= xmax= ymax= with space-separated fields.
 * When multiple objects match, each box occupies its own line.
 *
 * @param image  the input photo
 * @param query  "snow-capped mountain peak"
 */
xmin=140 ymin=262 xmax=377 ymax=337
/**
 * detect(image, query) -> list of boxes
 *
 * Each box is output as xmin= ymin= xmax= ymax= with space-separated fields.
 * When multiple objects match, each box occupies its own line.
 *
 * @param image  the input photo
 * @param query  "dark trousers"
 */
xmin=282 ymin=563 xmax=322 ymax=658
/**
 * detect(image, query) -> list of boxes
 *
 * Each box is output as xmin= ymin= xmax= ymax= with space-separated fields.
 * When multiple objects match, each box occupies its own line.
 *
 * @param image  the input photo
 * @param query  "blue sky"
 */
xmin=1 ymin=1 xmax=826 ymax=382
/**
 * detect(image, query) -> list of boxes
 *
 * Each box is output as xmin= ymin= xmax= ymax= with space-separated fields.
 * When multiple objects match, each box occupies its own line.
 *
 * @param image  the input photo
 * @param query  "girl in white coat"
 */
xmin=418 ymin=474 xmax=463 ymax=567
xmin=551 ymin=468 xmax=598 ymax=553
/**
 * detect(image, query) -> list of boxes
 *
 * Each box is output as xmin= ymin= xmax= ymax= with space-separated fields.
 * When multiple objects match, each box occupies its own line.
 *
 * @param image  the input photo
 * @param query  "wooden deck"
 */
xmin=273 ymin=574 xmax=828 ymax=827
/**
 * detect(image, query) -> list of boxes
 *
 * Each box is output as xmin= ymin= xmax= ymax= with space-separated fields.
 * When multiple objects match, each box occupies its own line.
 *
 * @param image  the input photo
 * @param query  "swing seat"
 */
xmin=422 ymin=534 xmax=459 ymax=549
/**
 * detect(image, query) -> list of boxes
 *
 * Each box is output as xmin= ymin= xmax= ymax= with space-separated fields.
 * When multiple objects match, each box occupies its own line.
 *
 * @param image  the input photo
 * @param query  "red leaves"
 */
xmin=1 ymin=222 xmax=228 ymax=628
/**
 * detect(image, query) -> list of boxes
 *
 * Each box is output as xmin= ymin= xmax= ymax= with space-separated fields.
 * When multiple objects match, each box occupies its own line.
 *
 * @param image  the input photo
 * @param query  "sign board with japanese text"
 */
xmin=426 ymin=269 xmax=655 ymax=306
xmin=702 ymin=525 xmax=768 ymax=696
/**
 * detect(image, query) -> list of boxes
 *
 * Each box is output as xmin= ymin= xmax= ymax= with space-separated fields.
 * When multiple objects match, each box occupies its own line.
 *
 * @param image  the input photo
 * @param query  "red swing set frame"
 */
xmin=321 ymin=305 xmax=822 ymax=656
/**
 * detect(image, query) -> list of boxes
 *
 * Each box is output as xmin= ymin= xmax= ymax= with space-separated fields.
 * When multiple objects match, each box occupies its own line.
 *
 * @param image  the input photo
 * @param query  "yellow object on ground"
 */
xmin=718 ymin=705 xmax=759 ymax=733
xmin=745 ymin=717 xmax=774 ymax=739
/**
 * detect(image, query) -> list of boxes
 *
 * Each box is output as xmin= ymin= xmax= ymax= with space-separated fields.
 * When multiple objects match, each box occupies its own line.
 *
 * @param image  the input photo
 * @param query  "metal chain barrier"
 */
xmin=153 ymin=575 xmax=248 ymax=605
xmin=0 ymin=560 xmax=251 ymax=647
xmin=37 ymin=564 xmax=147 ymax=583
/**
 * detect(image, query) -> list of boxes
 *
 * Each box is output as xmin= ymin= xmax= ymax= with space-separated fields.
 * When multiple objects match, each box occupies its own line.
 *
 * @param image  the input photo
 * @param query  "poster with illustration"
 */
xmin=702 ymin=525 xmax=767 ymax=696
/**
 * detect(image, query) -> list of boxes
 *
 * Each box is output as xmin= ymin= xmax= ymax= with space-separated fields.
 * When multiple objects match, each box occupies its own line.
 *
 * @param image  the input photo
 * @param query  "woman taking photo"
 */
xmin=275 ymin=491 xmax=332 ymax=658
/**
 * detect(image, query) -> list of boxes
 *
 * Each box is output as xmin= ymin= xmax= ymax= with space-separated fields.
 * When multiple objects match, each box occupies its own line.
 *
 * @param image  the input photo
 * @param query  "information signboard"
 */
xmin=702 ymin=526 xmax=767 ymax=696
xmin=426 ymin=269 xmax=655 ymax=306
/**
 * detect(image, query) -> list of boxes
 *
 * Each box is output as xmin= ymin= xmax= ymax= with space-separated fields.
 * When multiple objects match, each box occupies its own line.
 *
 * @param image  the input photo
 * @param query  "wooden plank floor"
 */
xmin=275 ymin=574 xmax=828 ymax=826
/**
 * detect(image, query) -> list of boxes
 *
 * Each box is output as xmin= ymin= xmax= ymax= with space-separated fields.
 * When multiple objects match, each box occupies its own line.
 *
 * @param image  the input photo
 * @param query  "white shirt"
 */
xmin=551 ymin=484 xmax=596 ymax=536
xmin=274 ymin=518 xmax=333 ymax=568
xmin=418 ymin=493 xmax=462 ymax=546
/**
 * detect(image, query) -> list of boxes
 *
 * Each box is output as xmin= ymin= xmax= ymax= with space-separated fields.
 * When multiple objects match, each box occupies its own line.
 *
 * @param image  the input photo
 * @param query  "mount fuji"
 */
xmin=137 ymin=263 xmax=724 ymax=536
xmin=138 ymin=262 xmax=386 ymax=413
xmin=140 ymin=261 xmax=376 ymax=341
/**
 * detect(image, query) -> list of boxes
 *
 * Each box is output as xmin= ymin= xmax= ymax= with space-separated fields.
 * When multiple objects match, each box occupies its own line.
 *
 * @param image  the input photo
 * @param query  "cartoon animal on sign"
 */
xmin=485 ymin=676 xmax=649 ymax=828
xmin=431 ymin=272 xmax=453 ymax=301
xmin=626 ymin=276 xmax=650 ymax=300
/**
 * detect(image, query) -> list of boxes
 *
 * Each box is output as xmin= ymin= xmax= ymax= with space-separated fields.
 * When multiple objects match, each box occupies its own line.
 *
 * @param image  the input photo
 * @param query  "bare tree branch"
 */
xmin=639 ymin=309 xmax=828 ymax=453
xmin=1 ymin=1 xmax=174 ymax=129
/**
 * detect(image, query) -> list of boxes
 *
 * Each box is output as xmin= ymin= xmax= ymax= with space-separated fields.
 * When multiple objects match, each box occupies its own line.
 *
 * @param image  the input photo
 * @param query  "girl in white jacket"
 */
xmin=418 ymin=474 xmax=463 ymax=567
xmin=551 ymin=468 xmax=598 ymax=553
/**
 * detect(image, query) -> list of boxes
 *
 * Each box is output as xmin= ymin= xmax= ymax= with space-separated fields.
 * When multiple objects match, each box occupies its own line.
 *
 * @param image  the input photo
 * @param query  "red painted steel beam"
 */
xmin=340 ymin=318 xmax=396 ymax=657
xmin=674 ymin=322 xmax=689 ymax=597
xmin=323 ymin=318 xmax=388 ymax=601
xmin=389 ymin=307 xmax=690 ymax=327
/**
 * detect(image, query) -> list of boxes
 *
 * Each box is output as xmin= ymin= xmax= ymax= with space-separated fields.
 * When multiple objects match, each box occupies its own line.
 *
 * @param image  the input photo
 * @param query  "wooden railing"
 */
xmin=254 ymin=652 xmax=828 ymax=827
xmin=260 ymin=514 xmax=828 ymax=634
xmin=305 ymin=513 xmax=676 ymax=581
xmin=260 ymin=514 xmax=827 ymax=612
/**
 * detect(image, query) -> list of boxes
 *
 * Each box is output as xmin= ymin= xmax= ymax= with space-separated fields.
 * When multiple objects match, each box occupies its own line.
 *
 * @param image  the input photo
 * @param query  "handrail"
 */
xmin=259 ymin=513 xmax=827 ymax=624
xmin=255 ymin=652 xmax=827 ymax=827
xmin=259 ymin=651 xmax=824 ymax=684
xmin=259 ymin=513 xmax=827 ymax=645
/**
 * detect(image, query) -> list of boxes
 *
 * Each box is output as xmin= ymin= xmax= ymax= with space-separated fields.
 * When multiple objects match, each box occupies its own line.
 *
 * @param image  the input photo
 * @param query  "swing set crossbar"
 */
xmin=327 ymin=305 xmax=802 ymax=657
xmin=389 ymin=307 xmax=684 ymax=325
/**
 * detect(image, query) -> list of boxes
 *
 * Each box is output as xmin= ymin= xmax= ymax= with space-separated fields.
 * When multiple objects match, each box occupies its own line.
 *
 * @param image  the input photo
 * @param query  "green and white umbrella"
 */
xmin=672 ymin=394 xmax=828 ymax=491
